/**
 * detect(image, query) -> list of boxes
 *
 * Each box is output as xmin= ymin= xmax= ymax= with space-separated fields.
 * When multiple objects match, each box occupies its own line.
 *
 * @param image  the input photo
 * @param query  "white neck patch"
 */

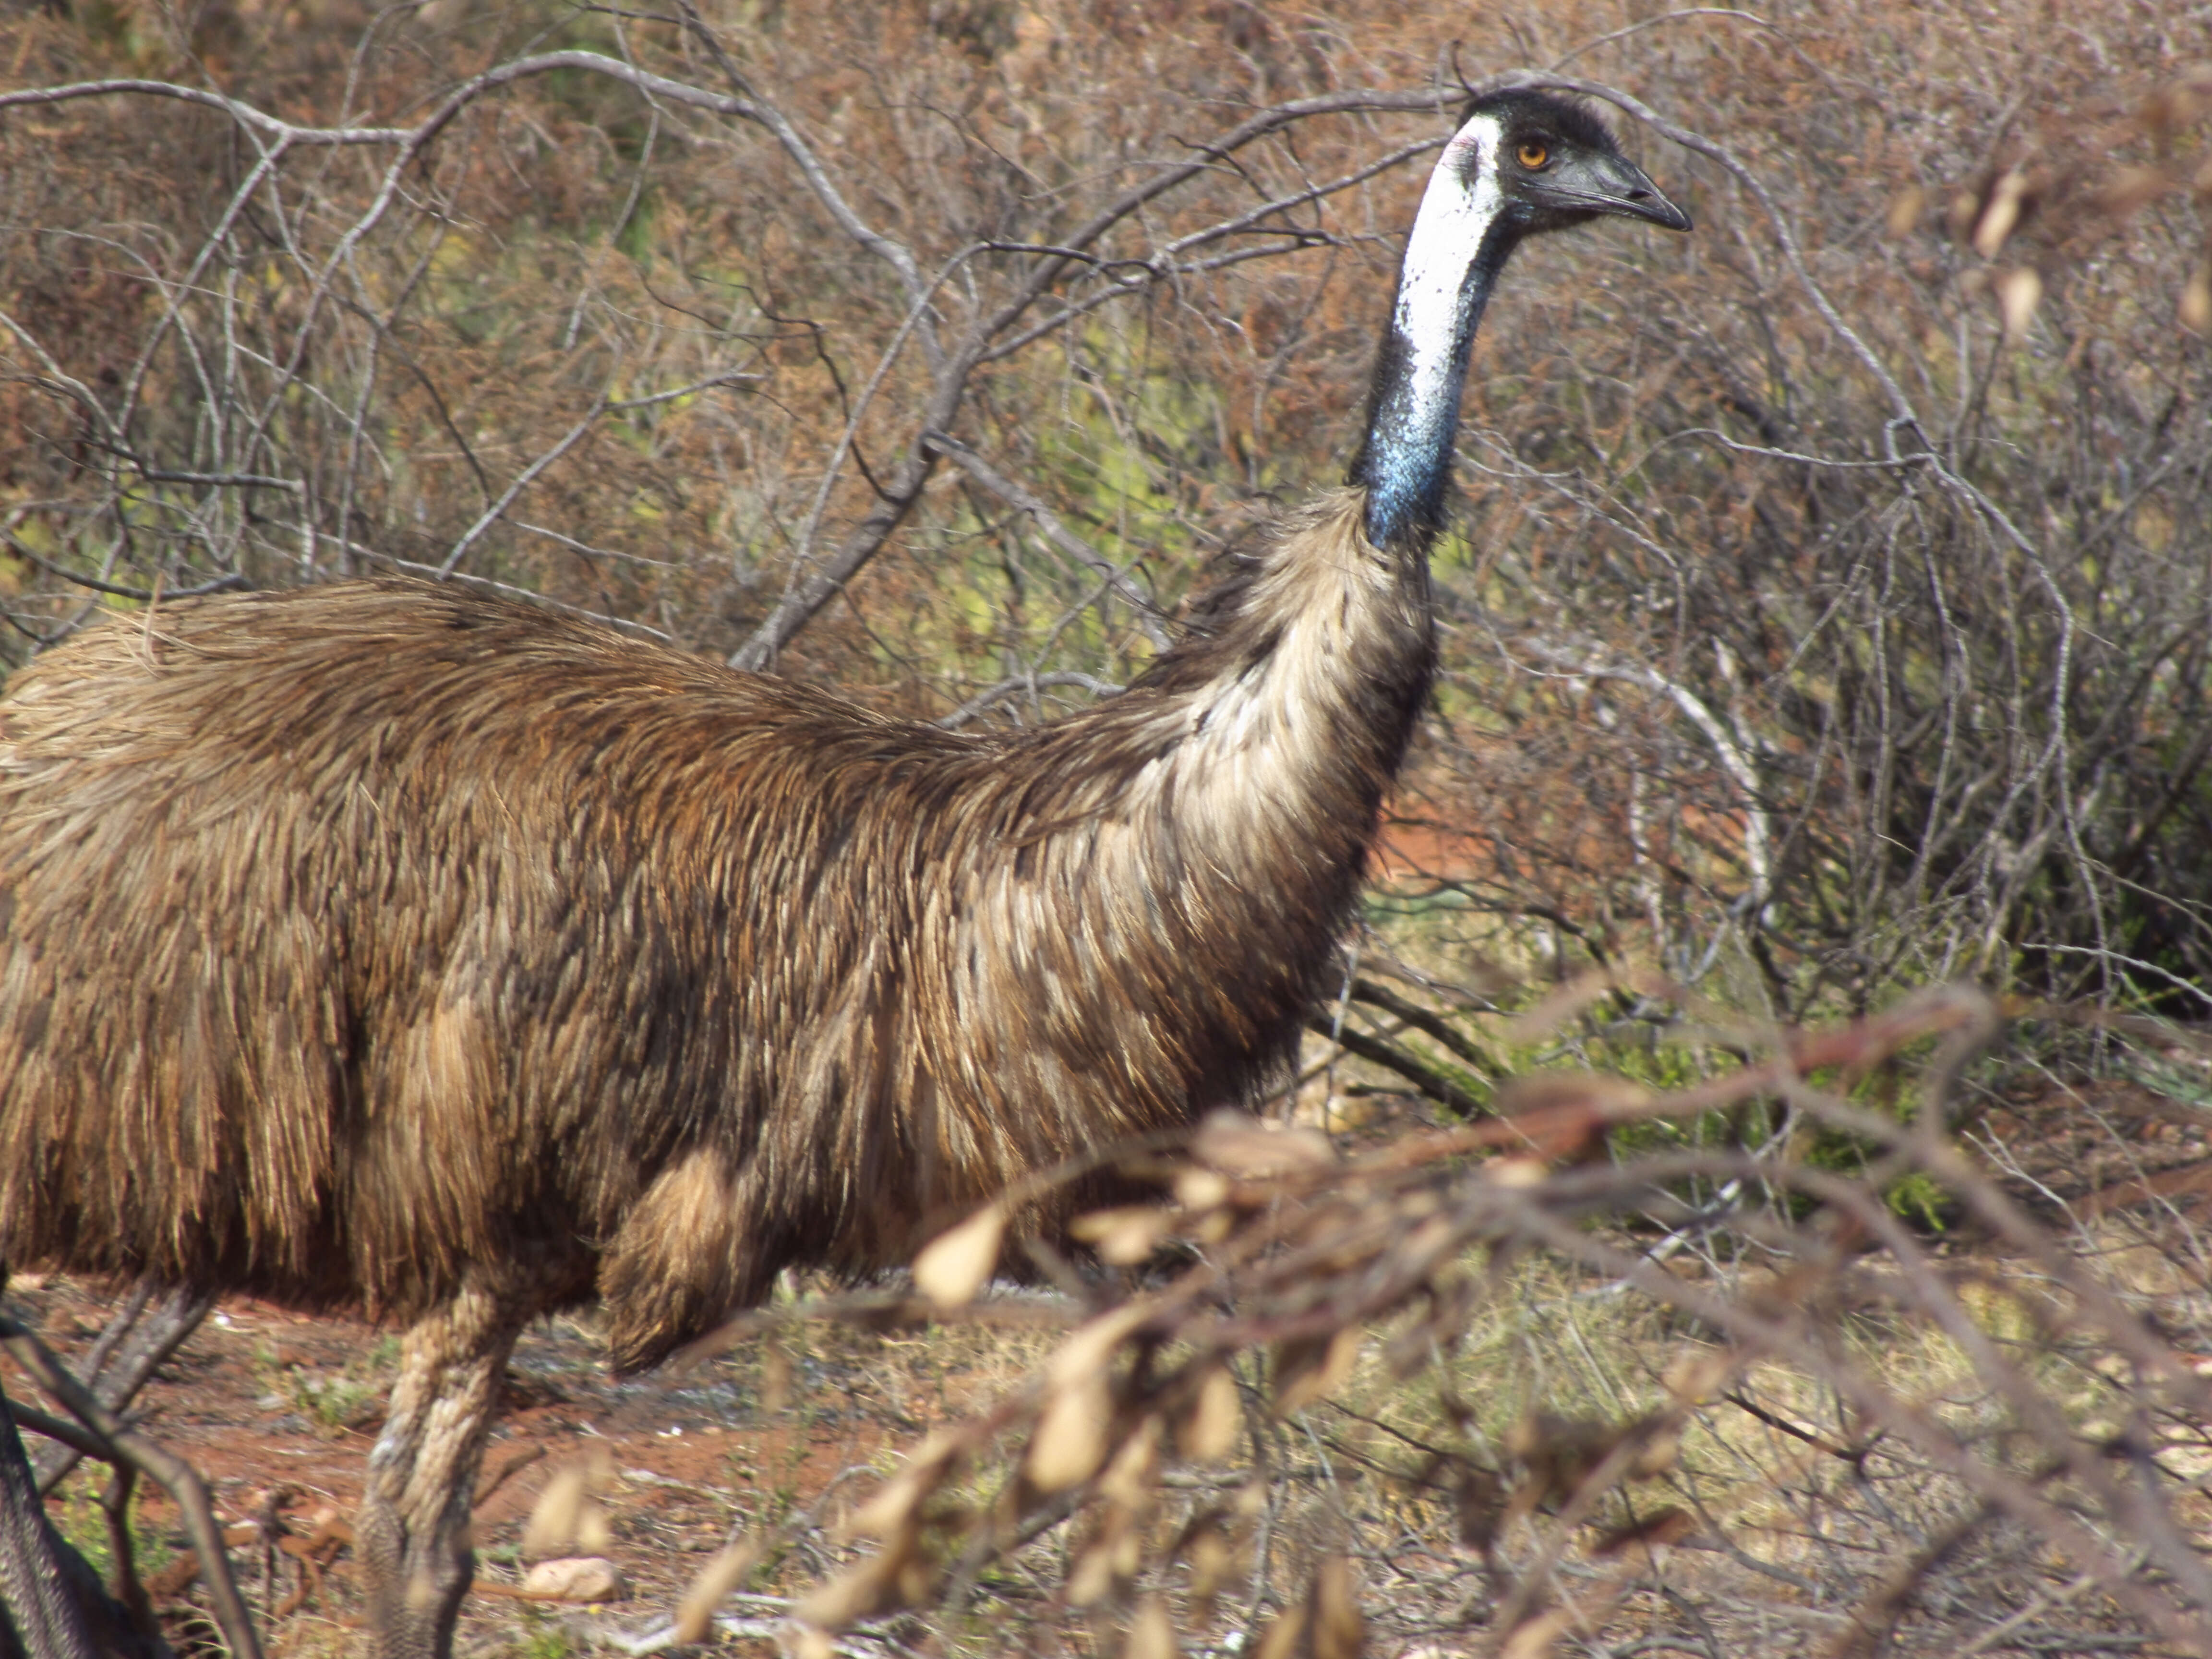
xmin=1391 ymin=112 xmax=1505 ymax=431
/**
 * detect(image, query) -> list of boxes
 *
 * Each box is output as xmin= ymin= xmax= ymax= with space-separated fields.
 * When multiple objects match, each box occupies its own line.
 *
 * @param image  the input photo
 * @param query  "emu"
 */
xmin=0 ymin=90 xmax=1685 ymax=1659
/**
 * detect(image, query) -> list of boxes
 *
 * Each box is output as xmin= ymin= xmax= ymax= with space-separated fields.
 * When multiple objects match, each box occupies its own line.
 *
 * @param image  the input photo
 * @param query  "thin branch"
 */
xmin=3 ymin=534 xmax=250 ymax=601
xmin=922 ymin=432 xmax=1171 ymax=649
xmin=0 ymin=1319 xmax=266 ymax=1659
xmin=1305 ymin=1014 xmax=1488 ymax=1118
xmin=937 ymin=671 xmax=1125 ymax=732
xmin=437 ymin=390 xmax=613 ymax=577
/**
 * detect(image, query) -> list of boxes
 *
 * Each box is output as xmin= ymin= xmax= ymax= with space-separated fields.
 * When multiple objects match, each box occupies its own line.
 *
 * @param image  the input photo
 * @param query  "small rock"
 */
xmin=521 ymin=1557 xmax=627 ymax=1603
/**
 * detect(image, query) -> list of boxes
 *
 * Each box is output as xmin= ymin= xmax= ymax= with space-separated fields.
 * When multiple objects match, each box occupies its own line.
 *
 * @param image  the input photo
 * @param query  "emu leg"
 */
xmin=0 ymin=1379 xmax=101 ymax=1659
xmin=355 ymin=1285 xmax=521 ymax=1659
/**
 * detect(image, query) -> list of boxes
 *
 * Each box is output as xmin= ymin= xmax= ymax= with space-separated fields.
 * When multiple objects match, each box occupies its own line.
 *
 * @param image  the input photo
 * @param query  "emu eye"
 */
xmin=1516 ymin=140 xmax=1551 ymax=169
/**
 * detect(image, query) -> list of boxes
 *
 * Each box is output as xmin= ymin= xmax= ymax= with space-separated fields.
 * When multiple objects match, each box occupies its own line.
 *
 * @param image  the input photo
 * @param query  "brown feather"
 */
xmin=0 ymin=488 xmax=1428 ymax=1371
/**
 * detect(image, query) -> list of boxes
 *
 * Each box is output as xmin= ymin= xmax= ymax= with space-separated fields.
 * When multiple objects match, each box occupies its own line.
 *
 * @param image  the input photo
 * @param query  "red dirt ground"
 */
xmin=3 ymin=1273 xmax=967 ymax=1656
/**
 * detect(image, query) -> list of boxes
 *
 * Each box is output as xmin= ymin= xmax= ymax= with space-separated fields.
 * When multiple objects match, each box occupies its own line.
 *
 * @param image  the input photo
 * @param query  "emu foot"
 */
xmin=353 ymin=1503 xmax=474 ymax=1659
xmin=355 ymin=1280 xmax=522 ymax=1659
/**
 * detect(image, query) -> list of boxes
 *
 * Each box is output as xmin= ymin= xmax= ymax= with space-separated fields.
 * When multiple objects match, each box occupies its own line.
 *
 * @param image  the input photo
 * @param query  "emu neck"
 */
xmin=1350 ymin=119 xmax=1514 ymax=551
xmin=970 ymin=489 xmax=1432 ymax=1122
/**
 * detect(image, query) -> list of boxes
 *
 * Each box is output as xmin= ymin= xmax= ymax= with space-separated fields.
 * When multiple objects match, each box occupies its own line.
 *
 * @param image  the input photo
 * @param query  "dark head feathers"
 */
xmin=1458 ymin=87 xmax=1623 ymax=155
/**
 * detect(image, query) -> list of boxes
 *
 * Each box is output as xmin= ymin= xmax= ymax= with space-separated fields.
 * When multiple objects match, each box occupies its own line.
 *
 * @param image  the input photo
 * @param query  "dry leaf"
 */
xmin=1272 ymin=1326 xmax=1360 ymax=1416
xmin=1310 ymin=1555 xmax=1365 ymax=1659
xmin=1026 ymin=1370 xmax=1114 ymax=1491
xmin=1066 ymin=1539 xmax=1117 ymax=1607
xmin=1072 ymin=1205 xmax=1174 ymax=1265
xmin=520 ymin=1452 xmax=613 ymax=1561
xmin=1500 ymin=1608 xmax=1575 ymax=1659
xmin=1972 ymin=169 xmax=2028 ymax=257
xmin=1492 ymin=966 xmax=1612 ymax=1045
xmin=847 ymin=1427 xmax=963 ymax=1538
xmin=520 ymin=1464 xmax=586 ymax=1561
xmin=1125 ymin=1597 xmax=1180 ymax=1659
xmin=1099 ymin=1415 xmax=1162 ymax=1506
xmin=846 ymin=1476 xmax=921 ymax=1541
xmin=1174 ymin=1167 xmax=1231 ymax=1211
xmin=1662 ymin=1348 xmax=1735 ymax=1406
xmin=1192 ymin=1109 xmax=1335 ymax=1177
xmin=795 ymin=1539 xmax=916 ymax=1631
xmin=1484 ymin=1154 xmax=1548 ymax=1189
xmin=2143 ymin=79 xmax=2205 ymax=148
xmin=912 ymin=1202 xmax=1004 ymax=1309
xmin=1253 ymin=1609 xmax=1306 ymax=1659
xmin=1996 ymin=268 xmax=2043 ymax=343
xmin=2092 ymin=164 xmax=2171 ymax=220
xmin=1180 ymin=1365 xmax=1242 ymax=1462
xmin=760 ymin=1340 xmax=793 ymax=1416
xmin=1048 ymin=1303 xmax=1148 ymax=1388
xmin=1947 ymin=188 xmax=1980 ymax=240
xmin=2183 ymin=260 xmax=2212 ymax=335
xmin=1632 ymin=1422 xmax=1683 ymax=1479
xmin=1884 ymin=183 xmax=1924 ymax=238
xmin=1183 ymin=1520 xmax=1237 ymax=1609
xmin=674 ymin=1538 xmax=763 ymax=1644
xmin=1592 ymin=1505 xmax=1697 ymax=1557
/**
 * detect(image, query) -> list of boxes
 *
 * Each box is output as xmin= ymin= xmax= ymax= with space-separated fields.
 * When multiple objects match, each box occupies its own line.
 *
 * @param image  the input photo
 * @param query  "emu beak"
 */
xmin=1535 ymin=151 xmax=1694 ymax=233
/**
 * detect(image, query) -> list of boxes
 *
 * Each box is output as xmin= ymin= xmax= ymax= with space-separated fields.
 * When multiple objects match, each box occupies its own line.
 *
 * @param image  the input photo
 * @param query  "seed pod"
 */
xmin=1049 ymin=1303 xmax=1149 ymax=1388
xmin=1066 ymin=1539 xmax=1117 ymax=1607
xmin=912 ymin=1202 xmax=1004 ymax=1309
xmin=1183 ymin=1519 xmax=1236 ymax=1611
xmin=1100 ymin=1415 xmax=1162 ymax=1507
xmin=1026 ymin=1370 xmax=1114 ymax=1492
xmin=1125 ymin=1597 xmax=1180 ymax=1659
xmin=520 ymin=1451 xmax=613 ymax=1561
xmin=1884 ymin=183 xmax=1925 ymax=239
xmin=2182 ymin=260 xmax=2212 ymax=335
xmin=1272 ymin=1327 xmax=1360 ymax=1416
xmin=1996 ymin=268 xmax=2043 ymax=343
xmin=1972 ymin=169 xmax=2027 ymax=258
xmin=1253 ymin=1609 xmax=1306 ymax=1659
xmin=1309 ymin=1555 xmax=1365 ymax=1659
xmin=1174 ymin=1168 xmax=1231 ymax=1211
xmin=1179 ymin=1365 xmax=1242 ymax=1463
xmin=1072 ymin=1205 xmax=1175 ymax=1265
xmin=795 ymin=1533 xmax=920 ymax=1630
xmin=847 ymin=1427 xmax=964 ymax=1538
xmin=1500 ymin=1607 xmax=1575 ymax=1659
xmin=673 ymin=1538 xmax=763 ymax=1644
xmin=1193 ymin=1109 xmax=1335 ymax=1177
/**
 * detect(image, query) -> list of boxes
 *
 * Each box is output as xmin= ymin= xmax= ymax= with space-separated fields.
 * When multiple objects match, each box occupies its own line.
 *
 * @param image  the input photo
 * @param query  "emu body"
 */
xmin=0 ymin=491 xmax=1415 ymax=1364
xmin=0 ymin=89 xmax=1685 ymax=1659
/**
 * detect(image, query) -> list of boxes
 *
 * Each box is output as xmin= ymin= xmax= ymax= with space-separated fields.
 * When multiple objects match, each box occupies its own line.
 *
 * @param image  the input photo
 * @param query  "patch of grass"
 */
xmin=252 ymin=1337 xmax=400 ymax=1435
xmin=48 ymin=1466 xmax=173 ymax=1586
xmin=511 ymin=1604 xmax=577 ymax=1659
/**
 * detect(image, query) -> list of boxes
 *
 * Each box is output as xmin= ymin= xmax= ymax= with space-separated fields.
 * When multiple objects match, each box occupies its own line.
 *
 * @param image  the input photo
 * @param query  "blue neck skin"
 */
xmin=1349 ymin=228 xmax=1514 ymax=552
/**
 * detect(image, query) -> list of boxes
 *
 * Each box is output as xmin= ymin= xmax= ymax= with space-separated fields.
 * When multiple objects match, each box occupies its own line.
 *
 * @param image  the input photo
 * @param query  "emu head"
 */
xmin=1444 ymin=87 xmax=1693 ymax=245
xmin=1352 ymin=87 xmax=1689 ymax=545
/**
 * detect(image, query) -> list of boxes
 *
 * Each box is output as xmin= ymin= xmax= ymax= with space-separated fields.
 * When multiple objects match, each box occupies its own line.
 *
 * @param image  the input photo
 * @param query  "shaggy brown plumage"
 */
xmin=0 ymin=490 xmax=1420 ymax=1368
xmin=0 ymin=90 xmax=1685 ymax=1659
